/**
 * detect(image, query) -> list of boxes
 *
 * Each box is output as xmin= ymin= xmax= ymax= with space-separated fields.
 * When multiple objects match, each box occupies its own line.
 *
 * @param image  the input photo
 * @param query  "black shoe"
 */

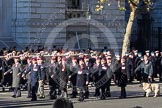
xmin=71 ymin=95 xmax=77 ymax=98
xmin=94 ymin=94 xmax=97 ymax=96
xmin=78 ymin=97 xmax=84 ymax=102
xmin=27 ymin=96 xmax=32 ymax=98
xmin=94 ymin=93 xmax=100 ymax=97
xmin=100 ymin=95 xmax=106 ymax=100
xmin=119 ymin=96 xmax=123 ymax=99
xmin=84 ymin=91 xmax=89 ymax=99
xmin=11 ymin=95 xmax=16 ymax=98
xmin=17 ymin=95 xmax=21 ymax=97
xmin=39 ymin=96 xmax=45 ymax=99
xmin=84 ymin=96 xmax=89 ymax=99
xmin=49 ymin=96 xmax=57 ymax=100
xmin=31 ymin=98 xmax=37 ymax=101
xmin=128 ymin=80 xmax=132 ymax=83
xmin=119 ymin=96 xmax=126 ymax=99
xmin=95 ymin=95 xmax=100 ymax=98
xmin=106 ymin=92 xmax=111 ymax=97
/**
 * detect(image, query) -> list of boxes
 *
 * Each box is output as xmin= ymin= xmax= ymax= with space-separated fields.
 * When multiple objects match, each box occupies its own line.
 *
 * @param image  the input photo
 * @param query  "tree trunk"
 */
xmin=122 ymin=7 xmax=137 ymax=57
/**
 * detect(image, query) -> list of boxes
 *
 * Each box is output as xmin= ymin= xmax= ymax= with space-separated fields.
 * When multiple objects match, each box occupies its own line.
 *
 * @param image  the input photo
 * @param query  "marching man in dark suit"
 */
xmin=154 ymin=51 xmax=161 ymax=81
xmin=118 ymin=57 xmax=128 ymax=99
xmin=29 ymin=58 xmax=39 ymax=101
xmin=84 ymin=56 xmax=92 ymax=99
xmin=22 ymin=57 xmax=32 ymax=98
xmin=4 ymin=57 xmax=23 ymax=98
xmin=57 ymin=57 xmax=69 ymax=98
xmin=106 ymin=55 xmax=113 ymax=97
xmin=76 ymin=58 xmax=89 ymax=101
xmin=160 ymin=52 xmax=162 ymax=81
xmin=37 ymin=57 xmax=46 ymax=99
xmin=91 ymin=57 xmax=101 ymax=98
xmin=69 ymin=56 xmax=79 ymax=98
xmin=98 ymin=58 xmax=109 ymax=100
xmin=114 ymin=56 xmax=128 ymax=99
xmin=48 ymin=56 xmax=58 ymax=100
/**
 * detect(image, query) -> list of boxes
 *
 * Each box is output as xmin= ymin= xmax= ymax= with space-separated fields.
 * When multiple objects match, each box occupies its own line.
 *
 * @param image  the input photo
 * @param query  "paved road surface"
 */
xmin=0 ymin=83 xmax=162 ymax=108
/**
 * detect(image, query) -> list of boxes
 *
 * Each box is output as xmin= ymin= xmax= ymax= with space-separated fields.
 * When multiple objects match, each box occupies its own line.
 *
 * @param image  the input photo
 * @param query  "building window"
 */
xmin=67 ymin=0 xmax=80 ymax=9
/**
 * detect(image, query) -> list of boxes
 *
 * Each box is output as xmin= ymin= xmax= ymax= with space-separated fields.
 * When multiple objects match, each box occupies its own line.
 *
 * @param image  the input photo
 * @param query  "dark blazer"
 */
xmin=56 ymin=63 xmax=70 ymax=89
xmin=91 ymin=63 xmax=102 ymax=82
xmin=161 ymin=57 xmax=162 ymax=68
xmin=56 ymin=63 xmax=70 ymax=82
xmin=76 ymin=65 xmax=89 ymax=88
xmin=38 ymin=64 xmax=46 ymax=81
xmin=24 ymin=63 xmax=32 ymax=82
xmin=117 ymin=63 xmax=128 ymax=87
xmin=69 ymin=63 xmax=79 ymax=85
xmin=26 ymin=64 xmax=39 ymax=86
xmin=126 ymin=57 xmax=134 ymax=80
xmin=113 ymin=61 xmax=128 ymax=87
xmin=48 ymin=63 xmax=57 ymax=77
xmin=47 ymin=63 xmax=58 ymax=86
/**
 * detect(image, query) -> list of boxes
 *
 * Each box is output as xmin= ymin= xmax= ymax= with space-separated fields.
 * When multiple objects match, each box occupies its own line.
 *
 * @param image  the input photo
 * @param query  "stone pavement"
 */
xmin=0 ymin=82 xmax=162 ymax=108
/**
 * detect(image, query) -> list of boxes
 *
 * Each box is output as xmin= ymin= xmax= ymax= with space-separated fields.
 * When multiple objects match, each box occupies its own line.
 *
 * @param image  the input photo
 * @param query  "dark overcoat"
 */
xmin=56 ymin=63 xmax=70 ymax=89
xmin=6 ymin=63 xmax=23 ymax=88
xmin=114 ymin=62 xmax=128 ymax=87
xmin=76 ymin=65 xmax=89 ymax=88
xmin=47 ymin=63 xmax=58 ymax=87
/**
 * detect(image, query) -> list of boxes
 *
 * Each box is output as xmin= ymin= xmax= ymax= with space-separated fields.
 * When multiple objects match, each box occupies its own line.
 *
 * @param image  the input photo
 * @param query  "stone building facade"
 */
xmin=130 ymin=0 xmax=162 ymax=51
xmin=0 ymin=0 xmax=125 ymax=51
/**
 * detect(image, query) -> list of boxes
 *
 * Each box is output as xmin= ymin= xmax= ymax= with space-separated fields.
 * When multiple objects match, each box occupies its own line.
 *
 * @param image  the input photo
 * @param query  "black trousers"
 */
xmin=101 ymin=86 xmax=106 ymax=97
xmin=78 ymin=87 xmax=86 ymax=101
xmin=158 ymin=67 xmax=162 ymax=81
xmin=142 ymin=73 xmax=149 ymax=83
xmin=31 ymin=83 xmax=38 ymax=100
xmin=84 ymin=86 xmax=89 ymax=98
xmin=49 ymin=84 xmax=57 ymax=99
xmin=70 ymin=75 xmax=77 ymax=96
xmin=13 ymin=87 xmax=21 ymax=96
xmin=0 ymin=71 xmax=3 ymax=85
xmin=120 ymin=87 xmax=126 ymax=98
xmin=94 ymin=88 xmax=100 ymax=96
xmin=3 ymin=74 xmax=12 ymax=86
xmin=105 ymin=80 xmax=111 ymax=95
xmin=27 ymin=81 xmax=32 ymax=97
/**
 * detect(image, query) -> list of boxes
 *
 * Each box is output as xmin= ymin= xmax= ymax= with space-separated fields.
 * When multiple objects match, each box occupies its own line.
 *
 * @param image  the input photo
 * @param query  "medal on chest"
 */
xmin=102 ymin=65 xmax=107 ymax=70
xmin=62 ymin=65 xmax=66 ymax=71
xmin=33 ymin=65 xmax=38 ymax=71
xmin=78 ymin=70 xmax=83 ymax=74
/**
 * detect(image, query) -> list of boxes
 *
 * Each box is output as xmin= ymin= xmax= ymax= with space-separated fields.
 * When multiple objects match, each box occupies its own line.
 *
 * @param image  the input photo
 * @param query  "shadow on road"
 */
xmin=0 ymin=99 xmax=54 ymax=108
